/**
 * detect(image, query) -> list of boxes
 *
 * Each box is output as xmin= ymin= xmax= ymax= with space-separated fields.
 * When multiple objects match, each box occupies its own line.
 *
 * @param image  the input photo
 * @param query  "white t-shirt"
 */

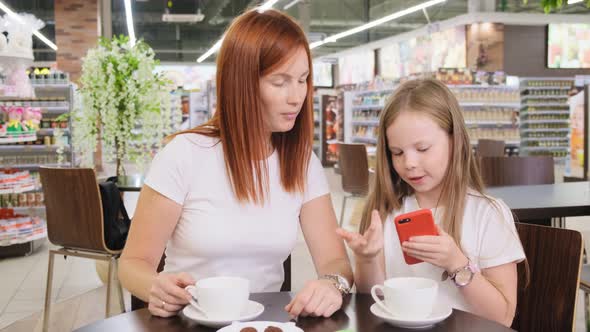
xmin=144 ymin=134 xmax=329 ymax=292
xmin=383 ymin=191 xmax=526 ymax=312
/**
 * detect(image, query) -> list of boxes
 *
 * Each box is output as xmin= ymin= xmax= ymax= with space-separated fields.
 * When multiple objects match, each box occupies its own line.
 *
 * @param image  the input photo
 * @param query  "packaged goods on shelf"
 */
xmin=519 ymin=77 xmax=574 ymax=163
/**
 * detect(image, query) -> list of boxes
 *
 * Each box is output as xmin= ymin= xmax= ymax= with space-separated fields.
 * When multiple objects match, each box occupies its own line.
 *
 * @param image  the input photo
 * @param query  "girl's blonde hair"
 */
xmin=359 ymin=78 xmax=485 ymax=246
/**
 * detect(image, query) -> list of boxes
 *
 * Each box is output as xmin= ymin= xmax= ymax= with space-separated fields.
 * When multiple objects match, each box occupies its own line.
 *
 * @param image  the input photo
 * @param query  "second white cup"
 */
xmin=185 ymin=276 xmax=250 ymax=320
xmin=371 ymin=277 xmax=438 ymax=320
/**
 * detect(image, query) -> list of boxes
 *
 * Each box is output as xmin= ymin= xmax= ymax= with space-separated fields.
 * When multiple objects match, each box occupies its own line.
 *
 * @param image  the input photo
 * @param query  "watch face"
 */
xmin=455 ymin=268 xmax=473 ymax=286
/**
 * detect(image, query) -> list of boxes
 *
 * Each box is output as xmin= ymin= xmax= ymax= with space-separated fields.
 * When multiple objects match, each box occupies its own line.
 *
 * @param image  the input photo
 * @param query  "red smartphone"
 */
xmin=394 ymin=209 xmax=439 ymax=265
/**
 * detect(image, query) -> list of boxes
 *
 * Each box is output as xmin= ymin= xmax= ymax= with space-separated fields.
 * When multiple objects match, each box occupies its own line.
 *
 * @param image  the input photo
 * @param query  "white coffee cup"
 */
xmin=185 ymin=276 xmax=250 ymax=320
xmin=371 ymin=277 xmax=438 ymax=320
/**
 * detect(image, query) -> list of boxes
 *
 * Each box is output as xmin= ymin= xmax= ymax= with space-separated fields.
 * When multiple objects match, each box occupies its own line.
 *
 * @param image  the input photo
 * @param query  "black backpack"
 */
xmin=99 ymin=177 xmax=131 ymax=251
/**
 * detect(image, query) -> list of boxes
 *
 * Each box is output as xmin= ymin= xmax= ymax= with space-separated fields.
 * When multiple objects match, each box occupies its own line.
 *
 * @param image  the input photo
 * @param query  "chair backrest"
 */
xmin=479 ymin=156 xmax=554 ymax=187
xmin=338 ymin=143 xmax=369 ymax=195
xmin=477 ymin=139 xmax=506 ymax=157
xmin=39 ymin=167 xmax=113 ymax=253
xmin=512 ymin=223 xmax=583 ymax=332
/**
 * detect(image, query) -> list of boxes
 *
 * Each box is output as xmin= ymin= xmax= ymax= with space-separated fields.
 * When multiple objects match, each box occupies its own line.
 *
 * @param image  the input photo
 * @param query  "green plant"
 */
xmin=522 ymin=0 xmax=590 ymax=13
xmin=73 ymin=35 xmax=175 ymax=176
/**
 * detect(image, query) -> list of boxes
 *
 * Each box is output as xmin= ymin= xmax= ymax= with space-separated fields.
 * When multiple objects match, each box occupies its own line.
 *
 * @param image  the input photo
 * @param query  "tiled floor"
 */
xmin=0 ymin=168 xmax=589 ymax=331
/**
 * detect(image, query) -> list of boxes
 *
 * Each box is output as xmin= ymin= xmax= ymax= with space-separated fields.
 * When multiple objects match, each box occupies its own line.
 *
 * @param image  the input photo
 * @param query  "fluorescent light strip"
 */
xmin=310 ymin=0 xmax=446 ymax=49
xmin=568 ymin=0 xmax=584 ymax=4
xmin=0 ymin=1 xmax=57 ymax=50
xmin=283 ymin=0 xmax=302 ymax=10
xmin=124 ymin=0 xmax=136 ymax=46
xmin=258 ymin=0 xmax=280 ymax=12
xmin=197 ymin=0 xmax=279 ymax=62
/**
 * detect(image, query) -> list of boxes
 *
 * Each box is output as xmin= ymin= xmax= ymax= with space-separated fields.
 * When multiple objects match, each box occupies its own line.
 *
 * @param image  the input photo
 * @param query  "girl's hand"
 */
xmin=148 ymin=272 xmax=195 ymax=317
xmin=336 ymin=210 xmax=384 ymax=260
xmin=285 ymin=279 xmax=343 ymax=318
xmin=401 ymin=225 xmax=468 ymax=273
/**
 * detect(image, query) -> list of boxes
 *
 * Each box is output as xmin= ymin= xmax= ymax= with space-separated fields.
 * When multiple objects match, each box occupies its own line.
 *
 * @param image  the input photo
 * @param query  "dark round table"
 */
xmin=74 ymin=293 xmax=515 ymax=332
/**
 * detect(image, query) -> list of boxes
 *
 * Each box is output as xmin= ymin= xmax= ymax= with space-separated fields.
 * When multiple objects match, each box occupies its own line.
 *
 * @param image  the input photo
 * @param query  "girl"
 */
xmin=119 ymin=8 xmax=353 ymax=318
xmin=337 ymin=79 xmax=525 ymax=327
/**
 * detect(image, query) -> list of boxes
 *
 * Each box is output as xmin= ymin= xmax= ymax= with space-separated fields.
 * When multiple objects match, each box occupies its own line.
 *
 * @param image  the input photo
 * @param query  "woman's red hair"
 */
xmin=172 ymin=8 xmax=314 ymax=204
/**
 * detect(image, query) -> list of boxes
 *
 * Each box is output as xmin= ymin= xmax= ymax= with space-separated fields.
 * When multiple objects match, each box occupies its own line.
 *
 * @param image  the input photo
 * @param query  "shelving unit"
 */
xmin=313 ymin=94 xmax=322 ymax=158
xmin=519 ymin=77 xmax=574 ymax=163
xmin=317 ymin=92 xmax=341 ymax=166
xmin=344 ymin=88 xmax=393 ymax=154
xmin=0 ymin=79 xmax=75 ymax=257
xmin=449 ymin=85 xmax=521 ymax=154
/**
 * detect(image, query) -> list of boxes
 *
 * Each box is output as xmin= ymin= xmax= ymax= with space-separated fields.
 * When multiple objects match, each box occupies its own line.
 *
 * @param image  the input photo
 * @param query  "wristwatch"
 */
xmin=320 ymin=274 xmax=351 ymax=296
xmin=450 ymin=260 xmax=480 ymax=287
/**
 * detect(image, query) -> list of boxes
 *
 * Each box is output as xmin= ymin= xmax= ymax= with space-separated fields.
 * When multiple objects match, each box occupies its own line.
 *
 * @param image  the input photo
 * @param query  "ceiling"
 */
xmin=3 ymin=0 xmax=590 ymax=62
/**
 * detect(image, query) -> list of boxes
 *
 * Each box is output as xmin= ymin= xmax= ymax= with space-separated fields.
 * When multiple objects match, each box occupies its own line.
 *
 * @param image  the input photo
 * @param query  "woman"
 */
xmin=118 ymin=8 xmax=353 ymax=319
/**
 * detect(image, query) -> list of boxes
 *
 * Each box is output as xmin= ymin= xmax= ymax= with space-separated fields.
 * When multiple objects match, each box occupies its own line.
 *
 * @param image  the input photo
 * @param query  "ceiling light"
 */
xmin=310 ymin=0 xmax=446 ymax=49
xmin=0 ymin=1 xmax=58 ymax=50
xmin=124 ymin=0 xmax=136 ymax=46
xmin=197 ymin=0 xmax=279 ymax=62
xmin=283 ymin=0 xmax=302 ymax=10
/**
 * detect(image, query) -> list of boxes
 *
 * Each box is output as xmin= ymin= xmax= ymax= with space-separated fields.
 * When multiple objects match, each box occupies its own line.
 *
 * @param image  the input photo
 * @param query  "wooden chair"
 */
xmin=477 ymin=139 xmax=506 ymax=157
xmin=130 ymin=255 xmax=292 ymax=311
xmin=512 ymin=223 xmax=583 ymax=332
xmin=39 ymin=167 xmax=125 ymax=331
xmin=478 ymin=156 xmax=554 ymax=187
xmin=338 ymin=143 xmax=370 ymax=226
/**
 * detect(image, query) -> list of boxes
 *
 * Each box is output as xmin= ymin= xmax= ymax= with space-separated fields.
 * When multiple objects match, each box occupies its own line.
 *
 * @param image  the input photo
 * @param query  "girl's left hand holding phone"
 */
xmin=401 ymin=225 xmax=468 ymax=273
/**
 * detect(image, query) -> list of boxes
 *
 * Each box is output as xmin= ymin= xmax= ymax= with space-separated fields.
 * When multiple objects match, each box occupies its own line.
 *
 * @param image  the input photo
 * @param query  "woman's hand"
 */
xmin=336 ymin=210 xmax=384 ymax=260
xmin=285 ymin=279 xmax=343 ymax=318
xmin=148 ymin=272 xmax=195 ymax=317
xmin=401 ymin=225 xmax=468 ymax=273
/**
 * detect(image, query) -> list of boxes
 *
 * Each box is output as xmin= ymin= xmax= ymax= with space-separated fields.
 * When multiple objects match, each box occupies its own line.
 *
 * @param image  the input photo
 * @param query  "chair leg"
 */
xmin=106 ymin=257 xmax=115 ymax=317
xmin=42 ymin=250 xmax=56 ymax=332
xmin=115 ymin=259 xmax=126 ymax=312
xmin=339 ymin=196 xmax=348 ymax=227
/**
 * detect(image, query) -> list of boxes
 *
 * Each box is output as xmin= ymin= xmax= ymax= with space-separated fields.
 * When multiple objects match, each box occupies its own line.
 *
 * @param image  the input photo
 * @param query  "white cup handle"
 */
xmin=371 ymin=285 xmax=395 ymax=316
xmin=184 ymin=285 xmax=207 ymax=317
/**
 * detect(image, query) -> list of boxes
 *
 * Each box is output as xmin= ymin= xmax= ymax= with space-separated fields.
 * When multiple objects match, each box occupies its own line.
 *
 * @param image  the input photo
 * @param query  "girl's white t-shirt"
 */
xmin=144 ymin=134 xmax=329 ymax=292
xmin=383 ymin=191 xmax=526 ymax=312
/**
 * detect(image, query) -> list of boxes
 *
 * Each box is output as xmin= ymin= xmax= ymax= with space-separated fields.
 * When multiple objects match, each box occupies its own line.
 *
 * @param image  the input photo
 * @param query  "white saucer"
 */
xmin=182 ymin=300 xmax=264 ymax=328
xmin=370 ymin=302 xmax=453 ymax=329
xmin=216 ymin=321 xmax=303 ymax=332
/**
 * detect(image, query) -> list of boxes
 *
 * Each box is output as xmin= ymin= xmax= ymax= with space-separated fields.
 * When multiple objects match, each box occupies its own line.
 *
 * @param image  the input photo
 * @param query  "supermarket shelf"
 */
xmin=520 ymin=110 xmax=570 ymax=115
xmin=521 ymin=103 xmax=569 ymax=108
xmin=471 ymin=140 xmax=520 ymax=146
xmin=0 ymin=135 xmax=37 ymax=144
xmin=520 ymin=119 xmax=569 ymax=124
xmin=355 ymin=88 xmax=394 ymax=96
xmin=37 ymin=128 xmax=70 ymax=135
xmin=42 ymin=107 xmax=70 ymax=114
xmin=520 ymin=137 xmax=568 ymax=142
xmin=0 ymin=163 xmax=66 ymax=169
xmin=0 ymin=145 xmax=70 ymax=153
xmin=459 ymin=102 xmax=521 ymax=108
xmin=32 ymin=84 xmax=71 ymax=89
xmin=521 ymin=95 xmax=569 ymax=100
xmin=352 ymin=119 xmax=380 ymax=126
xmin=352 ymin=136 xmax=377 ymax=144
xmin=521 ymin=146 xmax=569 ymax=151
xmin=521 ymin=86 xmax=571 ymax=91
xmin=521 ymin=128 xmax=570 ymax=133
xmin=449 ymin=85 xmax=519 ymax=90
xmin=464 ymin=120 xmax=516 ymax=126
xmin=9 ymin=206 xmax=45 ymax=213
xmin=352 ymin=104 xmax=384 ymax=110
